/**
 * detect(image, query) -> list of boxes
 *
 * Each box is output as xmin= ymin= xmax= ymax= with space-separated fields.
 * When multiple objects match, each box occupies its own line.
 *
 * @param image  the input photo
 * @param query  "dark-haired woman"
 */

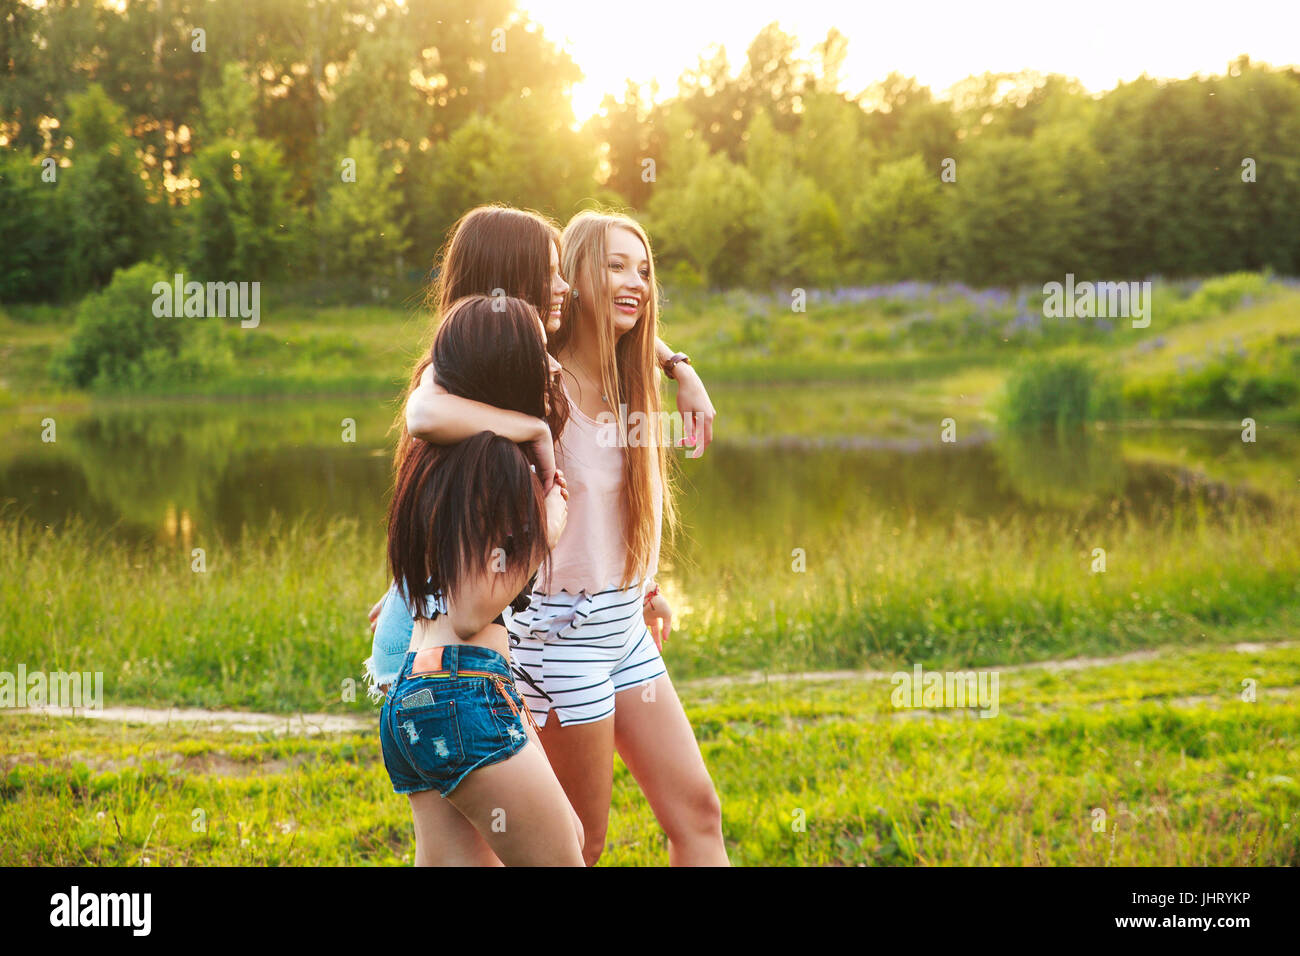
xmin=364 ymin=204 xmax=572 ymax=702
xmin=379 ymin=294 xmax=583 ymax=866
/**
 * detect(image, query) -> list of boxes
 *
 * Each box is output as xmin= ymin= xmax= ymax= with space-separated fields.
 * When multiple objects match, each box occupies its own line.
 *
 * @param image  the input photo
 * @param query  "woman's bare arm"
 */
xmin=406 ymin=363 xmax=547 ymax=444
xmin=654 ymin=336 xmax=716 ymax=458
xmin=654 ymin=336 xmax=674 ymax=366
xmin=406 ymin=363 xmax=558 ymax=488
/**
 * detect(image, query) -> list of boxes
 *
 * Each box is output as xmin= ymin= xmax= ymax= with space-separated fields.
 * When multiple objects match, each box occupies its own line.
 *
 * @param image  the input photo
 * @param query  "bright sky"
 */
xmin=520 ymin=0 xmax=1300 ymax=120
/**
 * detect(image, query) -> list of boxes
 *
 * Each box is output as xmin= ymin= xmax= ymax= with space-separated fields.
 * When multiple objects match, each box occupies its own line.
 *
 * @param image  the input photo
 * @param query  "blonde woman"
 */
xmin=404 ymin=210 xmax=726 ymax=865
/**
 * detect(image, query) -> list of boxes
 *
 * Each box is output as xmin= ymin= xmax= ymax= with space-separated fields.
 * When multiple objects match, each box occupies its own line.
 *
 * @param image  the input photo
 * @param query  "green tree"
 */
xmin=850 ymin=155 xmax=947 ymax=280
xmin=743 ymin=109 xmax=843 ymax=286
xmin=863 ymin=73 xmax=957 ymax=171
xmin=794 ymin=89 xmax=871 ymax=205
xmin=60 ymin=83 xmax=160 ymax=291
xmin=648 ymin=143 xmax=760 ymax=287
xmin=588 ymin=81 xmax=666 ymax=209
xmin=0 ymin=147 xmax=70 ymax=301
xmin=186 ymin=65 xmax=300 ymax=280
xmin=187 ymin=136 xmax=299 ymax=280
xmin=947 ymin=134 xmax=1081 ymax=286
xmin=318 ymin=135 xmax=410 ymax=281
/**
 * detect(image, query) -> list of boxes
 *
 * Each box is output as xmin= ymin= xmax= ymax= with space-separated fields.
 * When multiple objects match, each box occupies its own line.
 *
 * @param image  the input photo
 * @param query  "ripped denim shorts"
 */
xmin=379 ymin=644 xmax=531 ymax=797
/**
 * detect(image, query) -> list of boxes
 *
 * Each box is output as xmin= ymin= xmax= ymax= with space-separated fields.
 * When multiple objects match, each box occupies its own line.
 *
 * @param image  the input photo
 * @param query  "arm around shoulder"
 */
xmin=406 ymin=363 xmax=549 ymax=445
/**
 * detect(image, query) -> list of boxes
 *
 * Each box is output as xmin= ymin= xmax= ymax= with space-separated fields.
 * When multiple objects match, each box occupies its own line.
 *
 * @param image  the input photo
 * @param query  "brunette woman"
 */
xmin=379 ymin=293 xmax=582 ymax=866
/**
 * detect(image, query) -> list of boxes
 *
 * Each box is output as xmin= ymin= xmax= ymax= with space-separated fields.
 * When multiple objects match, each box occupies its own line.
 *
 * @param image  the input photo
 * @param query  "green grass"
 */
xmin=1118 ymin=285 xmax=1300 ymax=381
xmin=3 ymin=644 xmax=1296 ymax=866
xmin=3 ymin=482 xmax=1299 ymax=712
xmin=1114 ymin=290 xmax=1300 ymax=423
xmin=1 ymin=298 xmax=431 ymax=400
xmin=669 ymin=469 xmax=1300 ymax=680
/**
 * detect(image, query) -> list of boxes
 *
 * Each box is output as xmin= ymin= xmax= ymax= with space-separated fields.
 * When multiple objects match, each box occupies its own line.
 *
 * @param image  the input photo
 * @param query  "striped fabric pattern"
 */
xmin=503 ymin=583 xmax=666 ymax=726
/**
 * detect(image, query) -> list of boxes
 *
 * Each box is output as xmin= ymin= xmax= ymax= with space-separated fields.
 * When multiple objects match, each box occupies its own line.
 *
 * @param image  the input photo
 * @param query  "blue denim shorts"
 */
xmin=379 ymin=644 xmax=530 ymax=797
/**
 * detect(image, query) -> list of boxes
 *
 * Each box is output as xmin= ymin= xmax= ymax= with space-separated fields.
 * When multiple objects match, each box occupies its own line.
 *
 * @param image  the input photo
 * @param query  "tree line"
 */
xmin=3 ymin=0 xmax=1299 ymax=303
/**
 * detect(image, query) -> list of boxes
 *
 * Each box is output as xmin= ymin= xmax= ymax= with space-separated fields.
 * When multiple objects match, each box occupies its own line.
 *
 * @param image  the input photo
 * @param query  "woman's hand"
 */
xmin=672 ymin=365 xmax=716 ymax=459
xmin=643 ymin=591 xmax=673 ymax=651
xmin=526 ymin=420 xmax=558 ymax=492
xmin=544 ymin=469 xmax=569 ymax=549
xmin=367 ymin=594 xmax=385 ymax=634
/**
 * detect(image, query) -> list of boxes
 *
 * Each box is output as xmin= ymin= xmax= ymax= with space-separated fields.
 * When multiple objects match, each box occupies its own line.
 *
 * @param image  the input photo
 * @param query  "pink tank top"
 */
xmin=547 ymin=382 xmax=661 ymax=595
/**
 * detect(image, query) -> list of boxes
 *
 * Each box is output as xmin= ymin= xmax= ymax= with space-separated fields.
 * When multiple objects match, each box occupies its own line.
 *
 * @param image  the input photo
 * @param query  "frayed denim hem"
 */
xmin=362 ymin=654 xmax=398 ymax=704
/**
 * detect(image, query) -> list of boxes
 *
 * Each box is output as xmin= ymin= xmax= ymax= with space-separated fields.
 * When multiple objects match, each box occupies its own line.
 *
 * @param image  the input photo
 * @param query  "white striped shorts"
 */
xmin=503 ymin=584 xmax=667 ymax=727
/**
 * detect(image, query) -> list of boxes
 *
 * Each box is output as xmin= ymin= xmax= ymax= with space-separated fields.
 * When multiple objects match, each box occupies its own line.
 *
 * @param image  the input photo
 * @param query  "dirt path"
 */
xmin=2 ymin=705 xmax=374 ymax=735
xmin=3 ymin=639 xmax=1294 ymax=736
xmin=685 ymin=639 xmax=1298 ymax=690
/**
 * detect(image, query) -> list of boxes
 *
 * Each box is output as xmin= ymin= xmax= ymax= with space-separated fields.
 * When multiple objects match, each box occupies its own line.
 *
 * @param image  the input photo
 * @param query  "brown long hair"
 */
xmin=551 ymin=209 xmax=679 ymax=588
xmin=387 ymin=295 xmax=553 ymax=618
xmin=393 ymin=204 xmax=568 ymax=472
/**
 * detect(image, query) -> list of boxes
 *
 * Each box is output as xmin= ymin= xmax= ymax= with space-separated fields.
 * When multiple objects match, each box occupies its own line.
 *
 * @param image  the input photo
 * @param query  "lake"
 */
xmin=3 ymin=385 xmax=1293 ymax=555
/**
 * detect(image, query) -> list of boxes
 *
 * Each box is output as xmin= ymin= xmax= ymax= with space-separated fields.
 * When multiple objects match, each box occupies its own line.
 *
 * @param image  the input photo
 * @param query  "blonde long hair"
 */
xmin=552 ymin=210 xmax=679 ymax=588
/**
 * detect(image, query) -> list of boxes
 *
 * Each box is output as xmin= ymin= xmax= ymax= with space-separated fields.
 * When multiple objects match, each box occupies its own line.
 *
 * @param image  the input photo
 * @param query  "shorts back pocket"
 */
xmin=393 ymin=697 xmax=465 ymax=778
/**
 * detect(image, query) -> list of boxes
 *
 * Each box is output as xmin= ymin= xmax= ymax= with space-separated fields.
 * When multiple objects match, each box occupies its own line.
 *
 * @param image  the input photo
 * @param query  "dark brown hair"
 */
xmin=394 ymin=204 xmax=568 ymax=472
xmin=387 ymin=295 xmax=553 ymax=618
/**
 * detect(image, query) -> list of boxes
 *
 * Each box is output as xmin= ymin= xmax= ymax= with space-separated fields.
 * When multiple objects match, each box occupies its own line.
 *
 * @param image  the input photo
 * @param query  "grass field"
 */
xmin=3 ymin=487 xmax=1298 ymax=713
xmin=3 ymin=643 xmax=1296 ymax=866
xmin=3 ymin=489 xmax=1297 ymax=866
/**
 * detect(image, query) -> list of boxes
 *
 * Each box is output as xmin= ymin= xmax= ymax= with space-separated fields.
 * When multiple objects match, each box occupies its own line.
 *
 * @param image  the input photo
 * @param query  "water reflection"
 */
xmin=0 ymin=392 xmax=1291 ymax=548
xmin=994 ymin=428 xmax=1128 ymax=510
xmin=0 ymin=399 xmax=399 ymax=544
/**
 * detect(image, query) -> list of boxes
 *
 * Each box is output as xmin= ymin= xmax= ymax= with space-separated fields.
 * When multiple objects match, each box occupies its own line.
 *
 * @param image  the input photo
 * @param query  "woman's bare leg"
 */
xmin=444 ymin=739 xmax=585 ymax=866
xmin=614 ymin=674 xmax=729 ymax=866
xmin=533 ymin=715 xmax=616 ymax=865
xmin=407 ymin=788 xmax=500 ymax=866
xmin=406 ymin=721 xmax=582 ymax=866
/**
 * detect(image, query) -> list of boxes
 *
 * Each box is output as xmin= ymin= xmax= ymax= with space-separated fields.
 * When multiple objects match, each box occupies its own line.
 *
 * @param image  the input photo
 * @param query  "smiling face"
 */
xmin=606 ymin=226 xmax=650 ymax=337
xmin=547 ymin=240 xmax=568 ymax=334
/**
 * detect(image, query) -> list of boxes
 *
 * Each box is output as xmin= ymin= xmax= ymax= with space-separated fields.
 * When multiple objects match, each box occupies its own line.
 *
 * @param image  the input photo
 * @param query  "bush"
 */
xmin=1186 ymin=272 xmax=1271 ymax=314
xmin=1163 ymin=272 xmax=1275 ymax=327
xmin=50 ymin=261 xmax=234 ymax=390
xmin=998 ymin=354 xmax=1122 ymax=427
xmin=1124 ymin=341 xmax=1300 ymax=418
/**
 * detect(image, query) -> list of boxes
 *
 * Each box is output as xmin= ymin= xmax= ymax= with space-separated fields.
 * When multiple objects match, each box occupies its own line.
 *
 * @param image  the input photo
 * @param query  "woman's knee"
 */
xmin=666 ymin=776 xmax=723 ymax=839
